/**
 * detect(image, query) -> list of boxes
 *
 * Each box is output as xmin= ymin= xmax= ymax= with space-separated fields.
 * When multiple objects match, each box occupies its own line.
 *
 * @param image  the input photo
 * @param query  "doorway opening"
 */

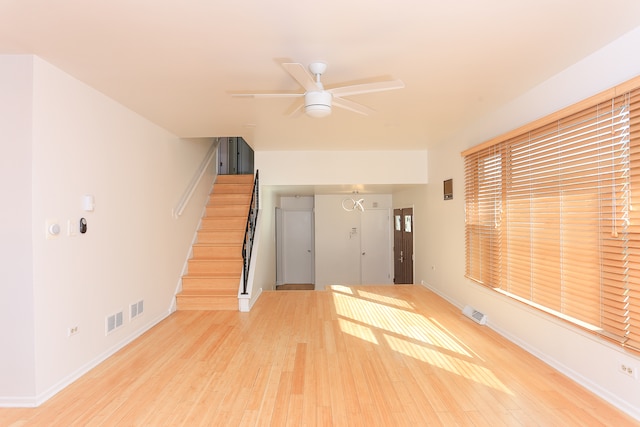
xmin=218 ymin=137 xmax=254 ymax=175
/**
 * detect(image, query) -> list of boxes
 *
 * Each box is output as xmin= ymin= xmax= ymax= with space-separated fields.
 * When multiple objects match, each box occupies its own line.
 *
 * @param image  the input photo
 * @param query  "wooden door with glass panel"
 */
xmin=393 ymin=208 xmax=414 ymax=284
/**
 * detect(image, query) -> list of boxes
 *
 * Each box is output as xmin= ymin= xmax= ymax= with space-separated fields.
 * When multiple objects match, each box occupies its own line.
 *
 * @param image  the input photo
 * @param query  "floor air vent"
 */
xmin=462 ymin=305 xmax=487 ymax=325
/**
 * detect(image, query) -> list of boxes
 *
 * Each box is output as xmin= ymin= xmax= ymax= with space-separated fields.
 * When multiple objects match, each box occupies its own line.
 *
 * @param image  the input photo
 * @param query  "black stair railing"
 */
xmin=241 ymin=170 xmax=259 ymax=295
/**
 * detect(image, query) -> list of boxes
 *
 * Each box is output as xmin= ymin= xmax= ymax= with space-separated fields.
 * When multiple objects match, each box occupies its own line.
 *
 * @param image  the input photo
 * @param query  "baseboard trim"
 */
xmin=0 ymin=310 xmax=172 ymax=408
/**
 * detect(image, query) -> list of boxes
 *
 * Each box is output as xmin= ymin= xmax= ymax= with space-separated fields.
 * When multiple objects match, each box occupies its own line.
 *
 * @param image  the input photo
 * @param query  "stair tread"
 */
xmin=205 ymin=215 xmax=248 ymax=219
xmin=183 ymin=275 xmax=241 ymax=280
xmin=178 ymin=288 xmax=237 ymax=296
xmin=193 ymin=243 xmax=243 ymax=247
xmin=201 ymin=219 xmax=247 ymax=223
xmin=189 ymin=255 xmax=242 ymax=260
xmin=198 ymin=230 xmax=244 ymax=234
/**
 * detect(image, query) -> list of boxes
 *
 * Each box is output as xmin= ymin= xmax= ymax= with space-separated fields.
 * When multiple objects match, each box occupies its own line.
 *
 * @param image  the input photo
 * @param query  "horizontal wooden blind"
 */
xmin=627 ymin=89 xmax=640 ymax=351
xmin=464 ymin=78 xmax=640 ymax=352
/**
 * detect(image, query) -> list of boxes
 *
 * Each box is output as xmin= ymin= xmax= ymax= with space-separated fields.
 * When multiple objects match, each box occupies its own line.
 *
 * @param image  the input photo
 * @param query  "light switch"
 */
xmin=67 ymin=219 xmax=77 ymax=237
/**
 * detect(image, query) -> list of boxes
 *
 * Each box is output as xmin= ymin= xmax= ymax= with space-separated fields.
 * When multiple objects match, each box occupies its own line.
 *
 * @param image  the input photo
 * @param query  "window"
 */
xmin=463 ymin=76 xmax=640 ymax=353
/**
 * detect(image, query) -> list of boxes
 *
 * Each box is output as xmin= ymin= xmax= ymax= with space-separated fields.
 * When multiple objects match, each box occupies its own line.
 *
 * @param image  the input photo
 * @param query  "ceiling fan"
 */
xmin=232 ymin=62 xmax=404 ymax=118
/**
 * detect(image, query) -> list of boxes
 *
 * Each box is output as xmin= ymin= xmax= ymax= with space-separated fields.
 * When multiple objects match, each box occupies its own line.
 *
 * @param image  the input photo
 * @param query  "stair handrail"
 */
xmin=241 ymin=170 xmax=259 ymax=295
xmin=173 ymin=139 xmax=219 ymax=219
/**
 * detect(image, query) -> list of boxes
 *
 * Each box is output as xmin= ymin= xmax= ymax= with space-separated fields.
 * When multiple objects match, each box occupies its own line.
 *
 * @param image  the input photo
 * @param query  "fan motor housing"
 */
xmin=305 ymin=91 xmax=332 ymax=117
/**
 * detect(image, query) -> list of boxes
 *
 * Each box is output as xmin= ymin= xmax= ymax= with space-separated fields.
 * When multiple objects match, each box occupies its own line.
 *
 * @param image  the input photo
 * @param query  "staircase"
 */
xmin=176 ymin=174 xmax=254 ymax=310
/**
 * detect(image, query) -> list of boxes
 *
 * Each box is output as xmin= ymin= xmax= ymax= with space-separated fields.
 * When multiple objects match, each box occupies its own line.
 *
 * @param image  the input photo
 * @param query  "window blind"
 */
xmin=464 ymin=78 xmax=640 ymax=352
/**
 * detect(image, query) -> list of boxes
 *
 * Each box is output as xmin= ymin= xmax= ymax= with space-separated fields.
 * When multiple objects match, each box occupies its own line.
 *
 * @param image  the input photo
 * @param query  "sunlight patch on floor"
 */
xmin=329 ymin=285 xmax=354 ymax=294
xmin=330 ymin=287 xmax=513 ymax=395
xmin=338 ymin=317 xmax=379 ymax=344
xmin=356 ymin=289 xmax=414 ymax=309
xmin=383 ymin=333 xmax=512 ymax=394
xmin=331 ymin=291 xmax=470 ymax=356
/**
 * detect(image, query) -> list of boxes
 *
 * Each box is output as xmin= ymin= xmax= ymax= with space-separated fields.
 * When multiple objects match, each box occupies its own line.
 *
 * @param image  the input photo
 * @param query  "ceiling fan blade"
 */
xmin=282 ymin=63 xmax=320 ymax=92
xmin=329 ymin=79 xmax=405 ymax=98
xmin=333 ymin=97 xmax=375 ymax=116
xmin=285 ymin=99 xmax=305 ymax=117
xmin=231 ymin=92 xmax=304 ymax=98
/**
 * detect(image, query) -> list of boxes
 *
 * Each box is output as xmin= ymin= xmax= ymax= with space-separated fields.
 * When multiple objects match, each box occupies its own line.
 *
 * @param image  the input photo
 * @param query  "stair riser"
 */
xmin=206 ymin=205 xmax=250 ymax=217
xmin=208 ymin=194 xmax=252 ymax=205
xmin=197 ymin=231 xmax=245 ymax=244
xmin=192 ymin=245 xmax=242 ymax=259
xmin=188 ymin=260 xmax=243 ymax=275
xmin=176 ymin=295 xmax=238 ymax=311
xmin=213 ymin=184 xmax=254 ymax=194
xmin=215 ymin=174 xmax=254 ymax=184
xmin=200 ymin=218 xmax=246 ymax=230
xmin=182 ymin=276 xmax=240 ymax=290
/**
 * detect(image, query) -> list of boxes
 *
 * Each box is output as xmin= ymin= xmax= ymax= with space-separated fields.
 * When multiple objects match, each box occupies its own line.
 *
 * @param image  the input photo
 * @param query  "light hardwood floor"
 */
xmin=1 ymin=285 xmax=638 ymax=426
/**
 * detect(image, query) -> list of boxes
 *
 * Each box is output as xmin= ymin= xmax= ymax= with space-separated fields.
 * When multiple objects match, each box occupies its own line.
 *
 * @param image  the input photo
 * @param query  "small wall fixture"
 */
xmin=83 ymin=194 xmax=95 ymax=211
xmin=443 ymin=179 xmax=453 ymax=200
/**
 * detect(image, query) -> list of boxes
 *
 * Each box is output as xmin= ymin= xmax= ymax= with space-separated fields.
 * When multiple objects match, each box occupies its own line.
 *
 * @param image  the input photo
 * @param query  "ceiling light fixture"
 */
xmin=231 ymin=61 xmax=404 ymax=118
xmin=342 ymin=191 xmax=365 ymax=212
xmin=304 ymin=91 xmax=332 ymax=118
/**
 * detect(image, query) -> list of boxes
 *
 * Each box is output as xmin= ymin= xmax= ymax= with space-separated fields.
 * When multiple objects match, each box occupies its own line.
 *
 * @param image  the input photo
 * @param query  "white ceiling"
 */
xmin=1 ymin=1 xmax=640 ymax=153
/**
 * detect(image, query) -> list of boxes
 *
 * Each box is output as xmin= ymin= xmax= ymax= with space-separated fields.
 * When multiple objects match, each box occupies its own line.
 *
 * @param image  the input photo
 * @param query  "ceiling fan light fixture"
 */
xmin=305 ymin=91 xmax=332 ymax=118
xmin=232 ymin=61 xmax=404 ymax=117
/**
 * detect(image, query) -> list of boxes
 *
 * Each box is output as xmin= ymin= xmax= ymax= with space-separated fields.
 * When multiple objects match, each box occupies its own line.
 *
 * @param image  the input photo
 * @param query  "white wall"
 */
xmin=413 ymin=27 xmax=640 ymax=420
xmin=0 ymin=55 xmax=36 ymax=399
xmin=251 ymin=186 xmax=279 ymax=298
xmin=1 ymin=55 xmax=215 ymax=405
xmin=256 ymin=150 xmax=428 ymax=186
xmin=314 ymin=194 xmax=392 ymax=290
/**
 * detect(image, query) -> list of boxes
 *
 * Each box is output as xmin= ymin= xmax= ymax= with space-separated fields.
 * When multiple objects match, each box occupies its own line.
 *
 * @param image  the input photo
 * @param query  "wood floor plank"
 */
xmin=1 ymin=285 xmax=637 ymax=426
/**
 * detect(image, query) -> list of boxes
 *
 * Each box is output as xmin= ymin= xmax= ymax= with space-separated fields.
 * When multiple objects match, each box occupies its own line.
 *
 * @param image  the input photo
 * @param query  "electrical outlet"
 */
xmin=619 ymin=362 xmax=638 ymax=379
xmin=67 ymin=326 xmax=79 ymax=337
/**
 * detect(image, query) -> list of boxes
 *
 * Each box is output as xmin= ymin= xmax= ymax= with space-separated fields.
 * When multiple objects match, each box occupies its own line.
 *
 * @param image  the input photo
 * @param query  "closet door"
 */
xmin=282 ymin=210 xmax=314 ymax=284
xmin=360 ymin=209 xmax=392 ymax=284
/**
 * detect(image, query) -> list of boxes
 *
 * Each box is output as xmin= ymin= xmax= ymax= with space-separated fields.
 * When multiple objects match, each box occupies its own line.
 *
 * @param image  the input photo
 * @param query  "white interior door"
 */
xmin=282 ymin=210 xmax=314 ymax=284
xmin=360 ymin=209 xmax=392 ymax=284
